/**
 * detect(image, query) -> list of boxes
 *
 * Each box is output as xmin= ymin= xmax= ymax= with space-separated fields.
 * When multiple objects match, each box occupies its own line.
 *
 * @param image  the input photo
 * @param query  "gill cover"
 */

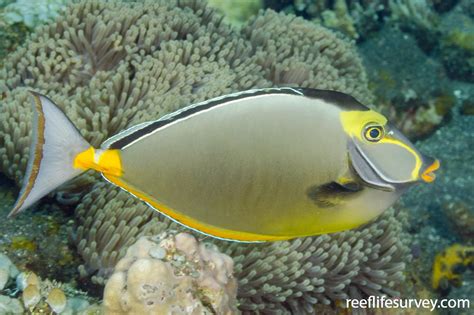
xmin=341 ymin=110 xmax=434 ymax=190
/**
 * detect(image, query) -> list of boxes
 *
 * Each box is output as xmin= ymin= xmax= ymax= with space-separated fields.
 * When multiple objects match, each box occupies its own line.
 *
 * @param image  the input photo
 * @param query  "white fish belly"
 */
xmin=119 ymin=94 xmax=347 ymax=236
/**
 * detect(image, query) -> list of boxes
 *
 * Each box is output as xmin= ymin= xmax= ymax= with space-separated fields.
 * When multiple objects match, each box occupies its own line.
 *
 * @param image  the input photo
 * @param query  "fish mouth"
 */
xmin=420 ymin=158 xmax=440 ymax=183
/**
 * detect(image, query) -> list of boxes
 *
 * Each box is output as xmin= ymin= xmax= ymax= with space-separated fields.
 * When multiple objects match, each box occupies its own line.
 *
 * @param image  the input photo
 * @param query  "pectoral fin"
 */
xmin=306 ymin=180 xmax=363 ymax=208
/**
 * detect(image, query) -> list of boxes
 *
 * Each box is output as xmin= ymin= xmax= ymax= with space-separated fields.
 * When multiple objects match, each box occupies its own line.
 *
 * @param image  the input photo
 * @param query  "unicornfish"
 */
xmin=9 ymin=88 xmax=440 ymax=241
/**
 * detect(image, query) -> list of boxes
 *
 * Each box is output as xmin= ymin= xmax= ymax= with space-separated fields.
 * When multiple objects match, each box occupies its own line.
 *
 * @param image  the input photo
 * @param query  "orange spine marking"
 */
xmin=74 ymin=147 xmax=123 ymax=177
xmin=73 ymin=147 xmax=95 ymax=171
xmin=98 ymin=150 xmax=123 ymax=177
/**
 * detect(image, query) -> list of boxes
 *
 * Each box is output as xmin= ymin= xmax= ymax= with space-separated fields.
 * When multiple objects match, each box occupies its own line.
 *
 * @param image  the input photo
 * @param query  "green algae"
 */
xmin=441 ymin=14 xmax=474 ymax=53
xmin=10 ymin=236 xmax=37 ymax=252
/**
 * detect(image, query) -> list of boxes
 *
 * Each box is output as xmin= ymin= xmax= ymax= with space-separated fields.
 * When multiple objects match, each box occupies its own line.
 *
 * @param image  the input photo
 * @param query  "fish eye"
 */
xmin=363 ymin=124 xmax=384 ymax=142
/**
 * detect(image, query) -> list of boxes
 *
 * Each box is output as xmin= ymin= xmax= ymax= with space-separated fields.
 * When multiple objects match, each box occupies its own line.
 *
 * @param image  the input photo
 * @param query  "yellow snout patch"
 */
xmin=381 ymin=136 xmax=422 ymax=181
xmin=74 ymin=147 xmax=123 ymax=177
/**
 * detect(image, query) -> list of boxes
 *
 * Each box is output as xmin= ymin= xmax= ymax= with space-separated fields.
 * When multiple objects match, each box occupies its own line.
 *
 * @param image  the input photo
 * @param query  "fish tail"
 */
xmin=9 ymin=92 xmax=91 ymax=217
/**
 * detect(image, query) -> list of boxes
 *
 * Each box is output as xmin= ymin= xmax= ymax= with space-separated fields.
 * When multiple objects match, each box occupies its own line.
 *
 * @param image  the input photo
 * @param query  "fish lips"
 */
xmin=419 ymin=156 xmax=440 ymax=183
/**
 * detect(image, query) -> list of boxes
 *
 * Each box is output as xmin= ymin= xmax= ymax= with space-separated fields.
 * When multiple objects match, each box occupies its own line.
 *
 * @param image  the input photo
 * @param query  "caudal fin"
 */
xmin=9 ymin=92 xmax=91 ymax=217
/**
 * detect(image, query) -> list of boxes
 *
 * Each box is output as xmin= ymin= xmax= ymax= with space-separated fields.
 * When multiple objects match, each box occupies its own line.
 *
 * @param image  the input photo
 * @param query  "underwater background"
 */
xmin=0 ymin=0 xmax=472 ymax=314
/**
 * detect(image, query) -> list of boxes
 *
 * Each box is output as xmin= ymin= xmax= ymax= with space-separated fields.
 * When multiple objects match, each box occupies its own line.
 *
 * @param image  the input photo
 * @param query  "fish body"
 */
xmin=10 ymin=88 xmax=439 ymax=241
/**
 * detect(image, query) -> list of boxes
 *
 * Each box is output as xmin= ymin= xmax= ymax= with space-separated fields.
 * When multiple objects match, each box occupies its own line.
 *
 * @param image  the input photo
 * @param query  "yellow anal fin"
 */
xmin=103 ymin=174 xmax=290 ymax=242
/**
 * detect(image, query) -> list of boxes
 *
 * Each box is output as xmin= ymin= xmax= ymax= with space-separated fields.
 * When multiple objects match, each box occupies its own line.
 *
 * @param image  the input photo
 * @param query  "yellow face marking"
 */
xmin=379 ymin=136 xmax=422 ymax=180
xmin=74 ymin=147 xmax=123 ymax=177
xmin=340 ymin=110 xmax=426 ymax=181
xmin=103 ymin=174 xmax=290 ymax=242
xmin=339 ymin=110 xmax=387 ymax=141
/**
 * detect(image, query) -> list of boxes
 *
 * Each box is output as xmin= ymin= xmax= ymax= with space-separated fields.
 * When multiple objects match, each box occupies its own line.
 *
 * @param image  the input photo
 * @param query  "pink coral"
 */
xmin=103 ymin=232 xmax=238 ymax=314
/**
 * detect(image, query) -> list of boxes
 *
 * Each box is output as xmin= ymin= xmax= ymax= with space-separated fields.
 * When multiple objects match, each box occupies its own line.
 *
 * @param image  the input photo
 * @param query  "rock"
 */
xmin=438 ymin=11 xmax=474 ymax=82
xmin=358 ymin=25 xmax=455 ymax=139
xmin=0 ymin=253 xmax=19 ymax=290
xmin=46 ymin=288 xmax=67 ymax=314
xmin=15 ymin=271 xmax=40 ymax=291
xmin=22 ymin=284 xmax=41 ymax=309
xmin=65 ymin=297 xmax=90 ymax=313
xmin=359 ymin=25 xmax=450 ymax=107
xmin=0 ymin=295 xmax=24 ymax=314
xmin=460 ymin=99 xmax=474 ymax=115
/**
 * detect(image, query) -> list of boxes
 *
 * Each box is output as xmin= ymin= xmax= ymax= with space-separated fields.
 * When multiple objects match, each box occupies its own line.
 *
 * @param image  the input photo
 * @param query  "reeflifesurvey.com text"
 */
xmin=346 ymin=296 xmax=471 ymax=312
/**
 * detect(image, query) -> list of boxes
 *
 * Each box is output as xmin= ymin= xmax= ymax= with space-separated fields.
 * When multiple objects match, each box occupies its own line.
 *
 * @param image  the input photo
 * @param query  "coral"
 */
xmin=208 ymin=0 xmax=262 ymax=28
xmin=0 ymin=0 xmax=370 ymax=197
xmin=0 ymin=253 xmax=19 ymax=290
xmin=74 ymin=183 xmax=179 ymax=283
xmin=22 ymin=283 xmax=41 ymax=309
xmin=432 ymin=244 xmax=474 ymax=293
xmin=438 ymin=12 xmax=474 ymax=82
xmin=0 ymin=0 xmax=411 ymax=313
xmin=17 ymin=271 xmax=63 ymax=312
xmin=0 ymin=252 xmax=99 ymax=314
xmin=241 ymin=10 xmax=371 ymax=102
xmin=46 ymin=288 xmax=67 ymax=314
xmin=77 ymin=182 xmax=410 ymax=313
xmin=266 ymin=0 xmax=386 ymax=40
xmin=320 ymin=0 xmax=358 ymax=39
xmin=359 ymin=25 xmax=453 ymax=139
xmin=16 ymin=271 xmax=40 ymax=290
xmin=388 ymin=0 xmax=439 ymax=30
xmin=0 ymin=20 xmax=29 ymax=62
xmin=15 ymin=270 xmax=99 ymax=314
xmin=103 ymin=232 xmax=238 ymax=314
xmin=0 ymin=0 xmax=258 ymax=189
xmin=0 ymin=295 xmax=24 ymax=314
xmin=1 ymin=0 xmax=69 ymax=29
xmin=441 ymin=201 xmax=474 ymax=242
xmin=66 ymin=297 xmax=100 ymax=314
xmin=376 ymin=92 xmax=454 ymax=140
xmin=430 ymin=0 xmax=459 ymax=13
xmin=10 ymin=235 xmax=37 ymax=252
xmin=221 ymin=209 xmax=410 ymax=313
xmin=266 ymin=0 xmax=454 ymax=49
xmin=460 ymin=99 xmax=474 ymax=116
xmin=0 ymin=180 xmax=83 ymax=284
xmin=460 ymin=0 xmax=474 ymax=18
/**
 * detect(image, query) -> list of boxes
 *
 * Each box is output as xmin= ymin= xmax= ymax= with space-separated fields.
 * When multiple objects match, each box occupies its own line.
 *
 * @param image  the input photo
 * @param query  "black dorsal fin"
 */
xmin=105 ymin=87 xmax=367 ymax=150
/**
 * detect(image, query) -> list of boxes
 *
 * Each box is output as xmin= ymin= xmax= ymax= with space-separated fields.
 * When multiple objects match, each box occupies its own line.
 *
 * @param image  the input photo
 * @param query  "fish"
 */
xmin=9 ymin=87 xmax=439 ymax=242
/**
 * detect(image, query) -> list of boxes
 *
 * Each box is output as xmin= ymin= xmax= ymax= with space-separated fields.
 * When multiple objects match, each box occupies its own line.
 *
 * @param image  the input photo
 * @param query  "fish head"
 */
xmin=340 ymin=109 xmax=439 ymax=191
